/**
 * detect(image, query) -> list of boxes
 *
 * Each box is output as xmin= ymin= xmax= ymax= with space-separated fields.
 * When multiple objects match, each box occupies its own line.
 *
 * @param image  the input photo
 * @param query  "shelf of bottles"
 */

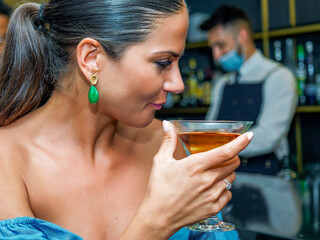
xmin=268 ymin=33 xmax=320 ymax=178
xmin=269 ymin=33 xmax=320 ymax=110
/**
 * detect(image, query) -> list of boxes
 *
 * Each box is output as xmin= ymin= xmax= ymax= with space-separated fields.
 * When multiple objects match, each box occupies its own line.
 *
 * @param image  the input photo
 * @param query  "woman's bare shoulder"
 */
xmin=0 ymin=126 xmax=31 ymax=184
xmin=0 ymin=127 xmax=24 ymax=162
xmin=0 ymin=127 xmax=34 ymax=220
xmin=0 ymin=124 xmax=28 ymax=154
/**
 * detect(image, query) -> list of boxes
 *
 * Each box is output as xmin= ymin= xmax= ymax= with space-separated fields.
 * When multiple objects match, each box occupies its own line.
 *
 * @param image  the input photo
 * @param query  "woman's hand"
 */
xmin=121 ymin=120 xmax=253 ymax=240
xmin=140 ymin=121 xmax=252 ymax=237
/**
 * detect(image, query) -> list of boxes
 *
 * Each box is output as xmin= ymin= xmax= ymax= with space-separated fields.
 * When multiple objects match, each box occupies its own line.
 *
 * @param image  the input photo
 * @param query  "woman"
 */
xmin=0 ymin=1 xmax=252 ymax=239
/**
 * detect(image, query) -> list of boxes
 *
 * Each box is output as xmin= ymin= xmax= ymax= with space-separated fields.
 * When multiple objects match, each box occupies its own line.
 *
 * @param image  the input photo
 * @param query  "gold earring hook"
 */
xmin=90 ymin=75 xmax=98 ymax=85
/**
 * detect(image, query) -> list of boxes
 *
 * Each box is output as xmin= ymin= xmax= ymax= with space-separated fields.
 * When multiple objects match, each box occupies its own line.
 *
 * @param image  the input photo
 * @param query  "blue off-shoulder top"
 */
xmin=0 ymin=217 xmax=83 ymax=239
xmin=0 ymin=214 xmax=238 ymax=239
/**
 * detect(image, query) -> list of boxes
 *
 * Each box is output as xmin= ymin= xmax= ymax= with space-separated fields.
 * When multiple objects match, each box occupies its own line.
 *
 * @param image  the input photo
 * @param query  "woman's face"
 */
xmin=98 ymin=7 xmax=189 ymax=127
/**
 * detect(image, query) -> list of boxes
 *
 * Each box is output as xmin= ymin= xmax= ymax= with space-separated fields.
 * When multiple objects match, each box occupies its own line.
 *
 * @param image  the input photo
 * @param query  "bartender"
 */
xmin=200 ymin=5 xmax=297 ymax=175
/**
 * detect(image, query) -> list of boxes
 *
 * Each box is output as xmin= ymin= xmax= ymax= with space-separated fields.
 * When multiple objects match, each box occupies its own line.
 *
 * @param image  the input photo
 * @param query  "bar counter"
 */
xmin=222 ymin=172 xmax=320 ymax=240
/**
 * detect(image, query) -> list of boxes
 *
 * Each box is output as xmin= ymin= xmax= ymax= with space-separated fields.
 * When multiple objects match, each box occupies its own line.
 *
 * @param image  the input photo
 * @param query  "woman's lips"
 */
xmin=150 ymin=103 xmax=164 ymax=110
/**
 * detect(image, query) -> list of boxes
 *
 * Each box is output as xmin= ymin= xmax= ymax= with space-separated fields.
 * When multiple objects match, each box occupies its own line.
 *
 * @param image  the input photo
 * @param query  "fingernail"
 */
xmin=163 ymin=120 xmax=169 ymax=132
xmin=247 ymin=132 xmax=254 ymax=141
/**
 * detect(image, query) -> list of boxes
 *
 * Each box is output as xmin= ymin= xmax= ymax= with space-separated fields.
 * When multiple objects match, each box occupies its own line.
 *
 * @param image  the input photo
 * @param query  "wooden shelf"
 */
xmin=185 ymin=33 xmax=264 ymax=49
xmin=296 ymin=106 xmax=320 ymax=113
xmin=268 ymin=23 xmax=320 ymax=38
xmin=185 ymin=41 xmax=208 ymax=49
xmin=253 ymin=32 xmax=263 ymax=40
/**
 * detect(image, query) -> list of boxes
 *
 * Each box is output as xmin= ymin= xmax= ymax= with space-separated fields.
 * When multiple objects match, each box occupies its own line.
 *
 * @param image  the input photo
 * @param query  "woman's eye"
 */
xmin=156 ymin=60 xmax=173 ymax=69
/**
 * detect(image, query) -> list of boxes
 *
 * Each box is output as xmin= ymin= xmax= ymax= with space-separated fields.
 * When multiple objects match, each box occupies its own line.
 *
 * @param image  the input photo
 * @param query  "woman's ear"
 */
xmin=76 ymin=38 xmax=103 ymax=81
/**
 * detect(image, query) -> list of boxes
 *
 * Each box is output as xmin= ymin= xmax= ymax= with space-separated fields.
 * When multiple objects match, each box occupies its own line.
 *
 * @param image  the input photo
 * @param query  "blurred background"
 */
xmin=155 ymin=1 xmax=320 ymax=239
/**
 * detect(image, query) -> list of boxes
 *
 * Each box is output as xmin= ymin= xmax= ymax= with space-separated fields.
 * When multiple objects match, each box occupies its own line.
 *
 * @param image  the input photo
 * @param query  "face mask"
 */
xmin=218 ymin=49 xmax=244 ymax=72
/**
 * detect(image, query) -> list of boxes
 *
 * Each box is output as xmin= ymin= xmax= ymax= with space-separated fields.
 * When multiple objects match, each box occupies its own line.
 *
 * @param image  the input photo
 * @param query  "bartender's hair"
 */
xmin=0 ymin=0 xmax=187 ymax=126
xmin=200 ymin=5 xmax=253 ymax=36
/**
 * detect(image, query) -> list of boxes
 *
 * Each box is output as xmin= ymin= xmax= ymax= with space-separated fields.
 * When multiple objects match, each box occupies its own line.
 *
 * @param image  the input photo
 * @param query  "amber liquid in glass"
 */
xmin=178 ymin=132 xmax=240 ymax=154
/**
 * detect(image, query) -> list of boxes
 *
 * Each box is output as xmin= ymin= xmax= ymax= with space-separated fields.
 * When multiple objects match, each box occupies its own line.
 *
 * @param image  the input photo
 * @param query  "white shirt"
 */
xmin=206 ymin=50 xmax=298 ymax=159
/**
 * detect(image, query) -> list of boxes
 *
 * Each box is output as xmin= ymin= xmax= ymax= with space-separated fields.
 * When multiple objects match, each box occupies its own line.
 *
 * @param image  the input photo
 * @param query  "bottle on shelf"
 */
xmin=274 ymin=40 xmax=283 ymax=63
xmin=196 ymin=68 xmax=205 ymax=106
xmin=187 ymin=57 xmax=198 ymax=107
xmin=315 ymin=73 xmax=320 ymax=105
xmin=314 ymin=46 xmax=320 ymax=105
xmin=296 ymin=44 xmax=307 ymax=105
xmin=179 ymin=60 xmax=190 ymax=107
xmin=203 ymin=67 xmax=213 ymax=106
xmin=305 ymin=41 xmax=317 ymax=105
xmin=283 ymin=38 xmax=296 ymax=74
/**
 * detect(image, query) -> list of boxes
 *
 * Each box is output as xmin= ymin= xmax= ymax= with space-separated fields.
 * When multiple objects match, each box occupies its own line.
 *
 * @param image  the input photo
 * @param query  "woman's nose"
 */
xmin=163 ymin=65 xmax=184 ymax=94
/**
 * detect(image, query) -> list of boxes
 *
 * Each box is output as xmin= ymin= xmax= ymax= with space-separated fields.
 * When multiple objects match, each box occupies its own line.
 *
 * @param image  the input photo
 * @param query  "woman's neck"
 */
xmin=24 ymin=89 xmax=121 ymax=161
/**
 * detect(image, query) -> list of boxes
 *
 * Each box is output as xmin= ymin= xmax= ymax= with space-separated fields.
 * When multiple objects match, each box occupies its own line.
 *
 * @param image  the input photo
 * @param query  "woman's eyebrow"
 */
xmin=152 ymin=50 xmax=181 ymax=58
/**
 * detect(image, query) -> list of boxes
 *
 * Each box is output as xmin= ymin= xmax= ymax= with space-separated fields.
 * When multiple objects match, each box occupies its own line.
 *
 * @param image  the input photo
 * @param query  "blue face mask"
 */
xmin=218 ymin=50 xmax=244 ymax=72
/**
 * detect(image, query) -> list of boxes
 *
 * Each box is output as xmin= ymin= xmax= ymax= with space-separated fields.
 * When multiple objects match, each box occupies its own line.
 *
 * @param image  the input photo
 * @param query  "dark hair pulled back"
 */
xmin=200 ymin=5 xmax=251 ymax=31
xmin=0 ymin=0 xmax=187 ymax=126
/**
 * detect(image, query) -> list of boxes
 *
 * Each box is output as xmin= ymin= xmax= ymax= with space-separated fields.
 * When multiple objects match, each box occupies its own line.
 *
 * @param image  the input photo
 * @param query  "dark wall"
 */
xmin=296 ymin=0 xmax=320 ymax=26
xmin=268 ymin=0 xmax=290 ymax=30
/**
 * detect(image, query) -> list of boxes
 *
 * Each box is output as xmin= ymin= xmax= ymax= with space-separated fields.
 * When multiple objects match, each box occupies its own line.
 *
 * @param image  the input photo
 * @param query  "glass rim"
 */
xmin=169 ymin=120 xmax=253 ymax=134
xmin=169 ymin=120 xmax=253 ymax=124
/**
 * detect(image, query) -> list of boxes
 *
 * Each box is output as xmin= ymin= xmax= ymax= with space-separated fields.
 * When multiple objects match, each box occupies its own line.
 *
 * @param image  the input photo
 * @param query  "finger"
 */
xmin=221 ymin=172 xmax=236 ymax=185
xmin=201 ymin=168 xmax=236 ymax=194
xmin=194 ymin=132 xmax=253 ymax=170
xmin=157 ymin=120 xmax=178 ymax=158
xmin=192 ymin=155 xmax=239 ymax=181
xmin=205 ymin=189 xmax=232 ymax=217
xmin=220 ymin=173 xmax=235 ymax=191
xmin=215 ymin=155 xmax=240 ymax=168
xmin=216 ymin=190 xmax=232 ymax=212
xmin=202 ymin=172 xmax=236 ymax=202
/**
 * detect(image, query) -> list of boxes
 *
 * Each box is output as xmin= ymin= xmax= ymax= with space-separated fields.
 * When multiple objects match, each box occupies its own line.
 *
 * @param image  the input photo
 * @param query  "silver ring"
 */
xmin=223 ymin=178 xmax=232 ymax=190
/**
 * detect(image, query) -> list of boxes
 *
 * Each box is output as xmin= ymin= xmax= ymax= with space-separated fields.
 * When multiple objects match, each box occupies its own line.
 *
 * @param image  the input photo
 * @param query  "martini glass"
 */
xmin=170 ymin=120 xmax=253 ymax=232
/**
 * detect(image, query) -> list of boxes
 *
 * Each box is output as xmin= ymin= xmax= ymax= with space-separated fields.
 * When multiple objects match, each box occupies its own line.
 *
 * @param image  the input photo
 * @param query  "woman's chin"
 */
xmin=136 ymin=116 xmax=155 ymax=128
xmin=121 ymin=112 xmax=155 ymax=128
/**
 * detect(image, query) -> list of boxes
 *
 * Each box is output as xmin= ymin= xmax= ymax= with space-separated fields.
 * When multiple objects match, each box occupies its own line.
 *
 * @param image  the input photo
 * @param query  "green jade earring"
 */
xmin=88 ymin=74 xmax=99 ymax=104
